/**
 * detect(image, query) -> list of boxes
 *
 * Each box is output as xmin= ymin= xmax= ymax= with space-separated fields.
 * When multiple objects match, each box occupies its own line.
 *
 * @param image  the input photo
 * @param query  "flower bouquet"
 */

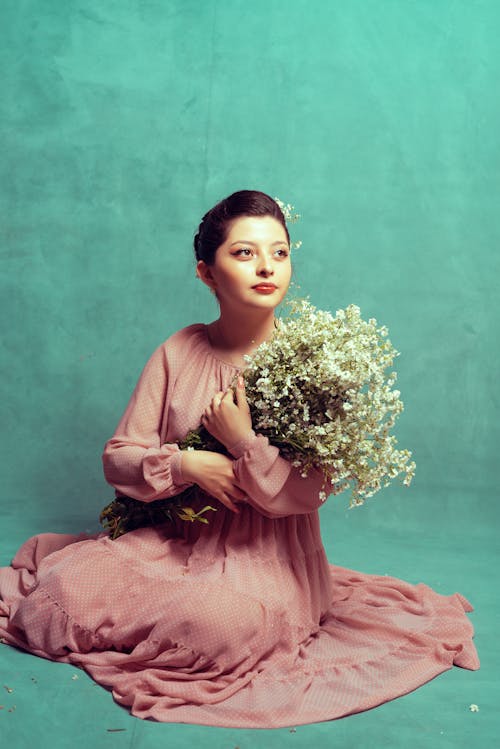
xmin=100 ymin=297 xmax=415 ymax=538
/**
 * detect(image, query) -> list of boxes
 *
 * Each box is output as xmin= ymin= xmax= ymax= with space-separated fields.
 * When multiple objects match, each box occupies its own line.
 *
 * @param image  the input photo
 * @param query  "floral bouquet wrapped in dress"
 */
xmin=100 ymin=297 xmax=415 ymax=538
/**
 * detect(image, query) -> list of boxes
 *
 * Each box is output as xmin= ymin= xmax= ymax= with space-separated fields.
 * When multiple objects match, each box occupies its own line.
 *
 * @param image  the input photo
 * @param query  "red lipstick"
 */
xmin=252 ymin=283 xmax=277 ymax=294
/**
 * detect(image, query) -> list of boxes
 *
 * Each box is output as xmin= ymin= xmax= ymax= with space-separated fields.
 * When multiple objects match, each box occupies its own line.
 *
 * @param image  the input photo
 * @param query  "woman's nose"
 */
xmin=256 ymin=257 xmax=273 ymax=276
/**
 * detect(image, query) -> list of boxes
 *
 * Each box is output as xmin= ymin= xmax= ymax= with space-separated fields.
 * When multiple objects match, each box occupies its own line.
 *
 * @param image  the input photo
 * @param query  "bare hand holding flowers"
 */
xmin=200 ymin=377 xmax=253 ymax=450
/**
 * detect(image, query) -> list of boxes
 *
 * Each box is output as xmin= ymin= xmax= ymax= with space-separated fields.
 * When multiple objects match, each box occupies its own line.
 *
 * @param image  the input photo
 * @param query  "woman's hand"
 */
xmin=201 ymin=376 xmax=253 ymax=451
xmin=180 ymin=449 xmax=246 ymax=513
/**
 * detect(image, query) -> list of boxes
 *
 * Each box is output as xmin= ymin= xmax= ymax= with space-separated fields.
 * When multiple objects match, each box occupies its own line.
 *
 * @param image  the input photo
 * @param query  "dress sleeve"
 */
xmin=226 ymin=431 xmax=328 ymax=518
xmin=102 ymin=345 xmax=193 ymax=502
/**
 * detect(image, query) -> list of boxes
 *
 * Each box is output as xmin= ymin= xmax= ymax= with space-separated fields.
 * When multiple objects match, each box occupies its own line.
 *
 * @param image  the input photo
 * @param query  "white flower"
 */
xmin=274 ymin=197 xmax=301 ymax=223
xmin=240 ymin=297 xmax=415 ymax=507
xmin=274 ymin=197 xmax=302 ymax=250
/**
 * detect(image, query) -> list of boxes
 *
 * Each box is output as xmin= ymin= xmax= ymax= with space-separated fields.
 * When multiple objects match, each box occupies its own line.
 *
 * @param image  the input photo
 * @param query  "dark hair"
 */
xmin=194 ymin=190 xmax=290 ymax=265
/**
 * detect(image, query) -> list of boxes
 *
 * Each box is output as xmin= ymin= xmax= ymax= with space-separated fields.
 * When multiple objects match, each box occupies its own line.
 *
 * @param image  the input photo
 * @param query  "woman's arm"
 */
xmin=200 ymin=379 xmax=328 ymax=518
xmin=102 ymin=345 xmax=193 ymax=502
xmin=102 ymin=345 xmax=247 ymax=511
xmin=226 ymin=431 xmax=328 ymax=518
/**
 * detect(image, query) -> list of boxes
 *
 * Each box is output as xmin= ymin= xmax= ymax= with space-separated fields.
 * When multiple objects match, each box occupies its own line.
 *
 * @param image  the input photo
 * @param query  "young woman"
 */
xmin=0 ymin=191 xmax=478 ymax=728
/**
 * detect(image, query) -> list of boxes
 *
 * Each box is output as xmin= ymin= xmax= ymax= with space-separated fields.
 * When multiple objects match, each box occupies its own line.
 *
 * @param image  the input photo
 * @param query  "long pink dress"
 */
xmin=0 ymin=324 xmax=479 ymax=728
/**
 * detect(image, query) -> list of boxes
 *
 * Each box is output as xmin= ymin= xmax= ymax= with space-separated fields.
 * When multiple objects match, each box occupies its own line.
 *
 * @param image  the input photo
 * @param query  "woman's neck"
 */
xmin=207 ymin=311 xmax=278 ymax=363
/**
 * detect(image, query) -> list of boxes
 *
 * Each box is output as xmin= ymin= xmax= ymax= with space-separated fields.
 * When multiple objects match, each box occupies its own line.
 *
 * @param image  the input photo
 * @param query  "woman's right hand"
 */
xmin=180 ymin=450 xmax=246 ymax=513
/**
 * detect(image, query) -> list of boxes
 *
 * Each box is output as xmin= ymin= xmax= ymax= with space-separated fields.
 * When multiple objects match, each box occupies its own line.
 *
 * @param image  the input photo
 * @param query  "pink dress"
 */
xmin=0 ymin=324 xmax=479 ymax=728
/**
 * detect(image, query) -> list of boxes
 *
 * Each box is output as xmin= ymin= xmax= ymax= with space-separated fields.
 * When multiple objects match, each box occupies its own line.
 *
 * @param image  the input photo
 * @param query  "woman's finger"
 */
xmin=214 ymin=390 xmax=225 ymax=401
xmin=220 ymin=479 xmax=242 ymax=501
xmin=235 ymin=376 xmax=249 ymax=411
xmin=220 ymin=494 xmax=240 ymax=513
xmin=231 ymin=487 xmax=247 ymax=501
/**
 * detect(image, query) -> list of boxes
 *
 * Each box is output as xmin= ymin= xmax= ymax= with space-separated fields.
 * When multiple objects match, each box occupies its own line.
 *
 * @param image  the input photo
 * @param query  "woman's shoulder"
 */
xmin=161 ymin=322 xmax=206 ymax=352
xmin=148 ymin=323 xmax=209 ymax=369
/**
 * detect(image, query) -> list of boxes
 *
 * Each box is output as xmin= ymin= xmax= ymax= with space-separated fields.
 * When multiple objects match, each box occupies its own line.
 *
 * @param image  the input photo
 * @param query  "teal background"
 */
xmin=1 ymin=1 xmax=498 ymax=747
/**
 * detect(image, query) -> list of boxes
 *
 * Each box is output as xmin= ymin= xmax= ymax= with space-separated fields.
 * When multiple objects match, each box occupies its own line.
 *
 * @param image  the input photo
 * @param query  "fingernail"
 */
xmin=238 ymin=376 xmax=244 ymax=387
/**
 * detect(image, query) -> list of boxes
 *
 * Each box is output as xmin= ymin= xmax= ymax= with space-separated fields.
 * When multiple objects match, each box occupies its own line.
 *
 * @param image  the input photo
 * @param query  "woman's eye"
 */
xmin=234 ymin=247 xmax=253 ymax=257
xmin=275 ymin=248 xmax=289 ymax=258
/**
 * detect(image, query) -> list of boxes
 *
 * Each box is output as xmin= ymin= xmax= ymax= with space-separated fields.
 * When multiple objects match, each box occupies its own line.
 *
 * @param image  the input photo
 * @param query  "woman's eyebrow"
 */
xmin=229 ymin=240 xmax=289 ymax=247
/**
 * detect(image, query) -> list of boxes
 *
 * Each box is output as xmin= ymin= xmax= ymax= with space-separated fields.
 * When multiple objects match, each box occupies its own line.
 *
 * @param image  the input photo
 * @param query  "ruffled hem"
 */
xmin=0 ymin=535 xmax=479 ymax=729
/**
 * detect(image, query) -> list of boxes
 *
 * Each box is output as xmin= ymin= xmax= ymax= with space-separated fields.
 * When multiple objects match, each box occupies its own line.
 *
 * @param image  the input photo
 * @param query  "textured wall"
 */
xmin=1 ymin=0 xmax=498 ymax=533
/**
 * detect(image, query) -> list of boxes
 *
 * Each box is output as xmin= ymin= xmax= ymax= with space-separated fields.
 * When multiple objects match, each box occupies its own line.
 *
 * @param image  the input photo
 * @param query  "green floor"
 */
xmin=1 ymin=487 xmax=497 ymax=749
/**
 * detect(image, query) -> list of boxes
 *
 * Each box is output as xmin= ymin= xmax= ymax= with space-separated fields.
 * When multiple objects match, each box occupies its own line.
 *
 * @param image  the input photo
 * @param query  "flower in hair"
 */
xmin=274 ymin=197 xmax=302 ymax=250
xmin=274 ymin=197 xmax=301 ymax=224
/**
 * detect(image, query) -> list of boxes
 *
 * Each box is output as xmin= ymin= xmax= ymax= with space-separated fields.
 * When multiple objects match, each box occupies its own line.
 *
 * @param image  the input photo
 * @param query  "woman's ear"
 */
xmin=196 ymin=260 xmax=216 ymax=293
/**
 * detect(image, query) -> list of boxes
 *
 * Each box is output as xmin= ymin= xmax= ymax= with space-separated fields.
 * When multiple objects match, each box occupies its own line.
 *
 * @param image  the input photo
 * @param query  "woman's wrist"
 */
xmin=226 ymin=430 xmax=257 ymax=458
xmin=170 ymin=450 xmax=188 ymax=486
xmin=179 ymin=449 xmax=203 ymax=483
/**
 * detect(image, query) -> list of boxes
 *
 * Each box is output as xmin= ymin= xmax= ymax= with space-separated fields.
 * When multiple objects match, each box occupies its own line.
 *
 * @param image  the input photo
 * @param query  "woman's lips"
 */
xmin=252 ymin=284 xmax=277 ymax=294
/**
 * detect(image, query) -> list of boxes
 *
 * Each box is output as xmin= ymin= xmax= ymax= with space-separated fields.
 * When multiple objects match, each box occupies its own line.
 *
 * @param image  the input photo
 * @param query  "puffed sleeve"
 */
xmin=102 ymin=345 xmax=193 ymax=502
xmin=226 ymin=430 xmax=328 ymax=518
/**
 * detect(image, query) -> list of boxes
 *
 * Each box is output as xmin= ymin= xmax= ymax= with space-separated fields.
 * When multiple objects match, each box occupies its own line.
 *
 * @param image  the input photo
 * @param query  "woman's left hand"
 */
xmin=201 ymin=376 xmax=253 ymax=450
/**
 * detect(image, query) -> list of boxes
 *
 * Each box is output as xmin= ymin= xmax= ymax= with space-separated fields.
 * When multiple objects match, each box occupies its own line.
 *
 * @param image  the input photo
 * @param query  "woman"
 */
xmin=0 ymin=191 xmax=478 ymax=728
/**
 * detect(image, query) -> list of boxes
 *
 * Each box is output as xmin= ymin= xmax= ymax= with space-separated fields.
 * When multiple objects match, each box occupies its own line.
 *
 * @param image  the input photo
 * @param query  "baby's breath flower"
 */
xmin=274 ymin=197 xmax=301 ymax=223
xmin=241 ymin=297 xmax=416 ymax=507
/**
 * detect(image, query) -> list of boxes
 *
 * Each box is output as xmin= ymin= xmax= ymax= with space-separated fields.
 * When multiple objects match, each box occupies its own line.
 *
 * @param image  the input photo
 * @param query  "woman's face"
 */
xmin=197 ymin=215 xmax=292 ymax=313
